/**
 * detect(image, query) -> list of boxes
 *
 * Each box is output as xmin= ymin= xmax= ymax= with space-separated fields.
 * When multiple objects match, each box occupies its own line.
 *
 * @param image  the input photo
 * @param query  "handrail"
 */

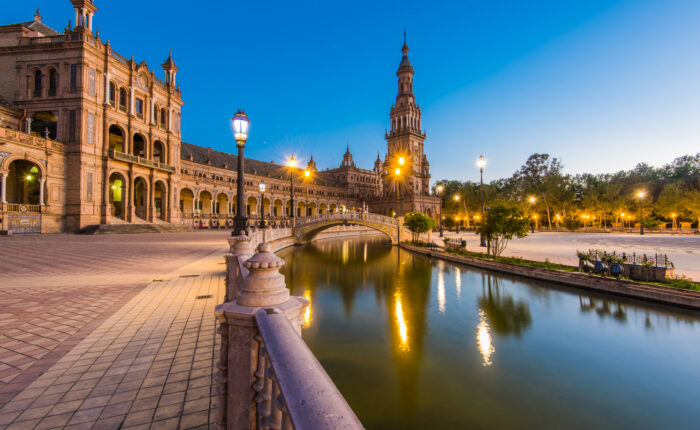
xmin=109 ymin=150 xmax=176 ymax=172
xmin=254 ymin=308 xmax=364 ymax=430
xmin=294 ymin=212 xmax=398 ymax=228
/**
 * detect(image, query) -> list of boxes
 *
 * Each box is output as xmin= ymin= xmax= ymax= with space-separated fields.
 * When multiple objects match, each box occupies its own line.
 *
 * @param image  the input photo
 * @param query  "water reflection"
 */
xmin=437 ymin=264 xmax=446 ymax=314
xmin=394 ymin=292 xmax=409 ymax=351
xmin=303 ymin=289 xmax=312 ymax=328
xmin=476 ymin=309 xmax=494 ymax=366
xmin=455 ymin=267 xmax=462 ymax=301
xmin=478 ymin=275 xmax=532 ymax=338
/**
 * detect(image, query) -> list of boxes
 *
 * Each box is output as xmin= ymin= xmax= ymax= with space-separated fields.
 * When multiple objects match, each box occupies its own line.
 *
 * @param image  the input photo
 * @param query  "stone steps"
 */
xmin=79 ymin=222 xmax=195 ymax=235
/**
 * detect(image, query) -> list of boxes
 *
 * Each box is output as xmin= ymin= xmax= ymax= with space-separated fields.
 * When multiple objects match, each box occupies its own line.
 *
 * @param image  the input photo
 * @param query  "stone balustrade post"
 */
xmin=215 ymin=242 xmax=307 ymax=430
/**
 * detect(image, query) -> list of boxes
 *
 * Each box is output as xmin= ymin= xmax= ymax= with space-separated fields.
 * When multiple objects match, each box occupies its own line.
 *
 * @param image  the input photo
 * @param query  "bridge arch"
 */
xmin=292 ymin=213 xmax=399 ymax=245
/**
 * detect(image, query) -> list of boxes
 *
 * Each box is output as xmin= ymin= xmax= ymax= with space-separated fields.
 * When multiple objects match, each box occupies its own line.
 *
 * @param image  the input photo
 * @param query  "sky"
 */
xmin=6 ymin=0 xmax=700 ymax=182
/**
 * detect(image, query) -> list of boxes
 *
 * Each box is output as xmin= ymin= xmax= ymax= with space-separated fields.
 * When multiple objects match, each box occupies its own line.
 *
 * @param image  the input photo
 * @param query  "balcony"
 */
xmin=109 ymin=150 xmax=176 ymax=173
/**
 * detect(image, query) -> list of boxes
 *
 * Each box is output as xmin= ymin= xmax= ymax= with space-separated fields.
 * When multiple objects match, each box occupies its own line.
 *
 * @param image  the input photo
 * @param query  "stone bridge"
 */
xmin=292 ymin=212 xmax=402 ymax=244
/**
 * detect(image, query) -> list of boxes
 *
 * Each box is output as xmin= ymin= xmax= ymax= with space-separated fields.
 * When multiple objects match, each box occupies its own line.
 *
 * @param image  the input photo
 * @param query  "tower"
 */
xmin=162 ymin=51 xmax=179 ymax=86
xmin=70 ymin=0 xmax=98 ymax=33
xmin=385 ymin=32 xmax=429 ymax=197
xmin=341 ymin=144 xmax=355 ymax=168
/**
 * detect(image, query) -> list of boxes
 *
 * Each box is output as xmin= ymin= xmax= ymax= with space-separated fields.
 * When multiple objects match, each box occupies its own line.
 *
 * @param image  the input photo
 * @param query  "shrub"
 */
xmin=403 ymin=212 xmax=437 ymax=242
xmin=476 ymin=203 xmax=529 ymax=257
xmin=667 ymin=275 xmax=699 ymax=291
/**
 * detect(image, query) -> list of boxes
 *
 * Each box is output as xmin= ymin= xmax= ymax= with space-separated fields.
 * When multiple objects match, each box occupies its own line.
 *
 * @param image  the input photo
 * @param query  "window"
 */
xmin=88 ymin=68 xmax=95 ymax=96
xmin=135 ymin=98 xmax=144 ymax=119
xmin=70 ymin=64 xmax=77 ymax=92
xmin=87 ymin=113 xmax=95 ymax=145
xmin=86 ymin=173 xmax=93 ymax=202
xmin=153 ymin=106 xmax=159 ymax=124
xmin=160 ymin=108 xmax=167 ymax=127
xmin=48 ymin=69 xmax=57 ymax=97
xmin=33 ymin=70 xmax=42 ymax=97
xmin=118 ymin=88 xmax=127 ymax=112
xmin=109 ymin=82 xmax=116 ymax=107
xmin=69 ymin=110 xmax=77 ymax=142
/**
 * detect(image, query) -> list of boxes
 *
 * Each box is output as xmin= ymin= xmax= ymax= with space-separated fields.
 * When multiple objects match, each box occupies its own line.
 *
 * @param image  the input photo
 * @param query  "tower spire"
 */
xmin=402 ymin=29 xmax=409 ymax=56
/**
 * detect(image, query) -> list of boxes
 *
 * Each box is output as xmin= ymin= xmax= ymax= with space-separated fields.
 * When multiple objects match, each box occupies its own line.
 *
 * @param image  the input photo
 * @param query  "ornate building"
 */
xmin=0 ymin=3 xmax=438 ymax=234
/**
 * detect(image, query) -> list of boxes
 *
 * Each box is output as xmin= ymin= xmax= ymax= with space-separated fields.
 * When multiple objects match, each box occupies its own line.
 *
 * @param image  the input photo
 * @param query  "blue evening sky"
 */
xmin=7 ymin=1 xmax=700 ymax=182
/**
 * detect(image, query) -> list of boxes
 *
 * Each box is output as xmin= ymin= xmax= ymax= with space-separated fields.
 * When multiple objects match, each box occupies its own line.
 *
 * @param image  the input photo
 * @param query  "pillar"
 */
xmin=104 ymin=70 xmax=110 ymax=104
xmin=129 ymin=86 xmax=135 ymax=115
xmin=39 ymin=179 xmax=45 ymax=206
xmin=1 ymin=173 xmax=6 ymax=203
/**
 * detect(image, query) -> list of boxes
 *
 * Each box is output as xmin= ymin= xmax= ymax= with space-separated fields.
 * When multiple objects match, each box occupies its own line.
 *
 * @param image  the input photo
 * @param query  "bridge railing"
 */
xmin=294 ymin=212 xmax=397 ymax=228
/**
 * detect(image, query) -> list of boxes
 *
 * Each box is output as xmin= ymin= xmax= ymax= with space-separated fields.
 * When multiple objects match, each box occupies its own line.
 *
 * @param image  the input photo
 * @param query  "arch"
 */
xmin=349 ymin=205 xmax=356 ymax=212
xmin=294 ymin=219 xmax=396 ymax=244
xmin=48 ymin=68 xmax=58 ymax=97
xmin=153 ymin=140 xmax=166 ymax=163
xmin=33 ymin=69 xmax=42 ymax=97
xmin=179 ymin=188 xmax=194 ymax=214
xmin=108 ymin=172 xmax=127 ymax=220
xmin=308 ymin=202 xmax=317 ymax=216
xmin=118 ymin=87 xmax=128 ymax=111
xmin=199 ymin=191 xmax=213 ymax=214
xmin=273 ymin=199 xmax=283 ymax=217
xmin=216 ymin=193 xmax=228 ymax=215
xmin=109 ymin=81 xmax=117 ymax=107
xmin=30 ymin=111 xmax=57 ymax=140
xmin=318 ymin=203 xmax=327 ymax=214
xmin=160 ymin=108 xmax=167 ymax=128
xmin=133 ymin=177 xmax=149 ymax=220
xmin=132 ymin=133 xmax=146 ymax=157
xmin=154 ymin=180 xmax=167 ymax=220
xmin=261 ymin=197 xmax=271 ymax=217
xmin=6 ymin=160 xmax=42 ymax=204
xmin=247 ymin=196 xmax=258 ymax=216
xmin=108 ymin=125 xmax=125 ymax=152
xmin=329 ymin=204 xmax=337 ymax=213
xmin=297 ymin=201 xmax=306 ymax=217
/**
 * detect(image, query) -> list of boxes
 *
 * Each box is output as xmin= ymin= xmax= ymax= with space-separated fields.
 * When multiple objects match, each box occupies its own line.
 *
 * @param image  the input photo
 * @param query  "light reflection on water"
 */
xmin=279 ymin=236 xmax=700 ymax=430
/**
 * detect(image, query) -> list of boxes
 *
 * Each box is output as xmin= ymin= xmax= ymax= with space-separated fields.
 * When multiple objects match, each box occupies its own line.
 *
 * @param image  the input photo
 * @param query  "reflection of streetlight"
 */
xmin=476 ymin=309 xmax=494 ymax=366
xmin=436 ymin=185 xmax=444 ymax=237
xmin=259 ymin=181 xmax=266 ymax=228
xmin=636 ymin=191 xmax=646 ymax=235
xmin=395 ymin=292 xmax=409 ymax=352
xmin=231 ymin=110 xmax=250 ymax=236
xmin=477 ymin=155 xmax=486 ymax=246
xmin=303 ymin=289 xmax=312 ymax=328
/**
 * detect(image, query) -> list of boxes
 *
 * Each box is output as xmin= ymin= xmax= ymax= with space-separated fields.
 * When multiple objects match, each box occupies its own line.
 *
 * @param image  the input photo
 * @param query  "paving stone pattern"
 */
xmin=0 ymin=232 xmax=230 ymax=429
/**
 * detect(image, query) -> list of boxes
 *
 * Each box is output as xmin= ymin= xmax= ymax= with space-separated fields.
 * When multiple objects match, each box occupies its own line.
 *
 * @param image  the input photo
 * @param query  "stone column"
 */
xmin=39 ymin=179 xmax=45 ymax=206
xmin=215 ymin=242 xmax=307 ymax=430
xmin=1 ymin=173 xmax=7 ymax=203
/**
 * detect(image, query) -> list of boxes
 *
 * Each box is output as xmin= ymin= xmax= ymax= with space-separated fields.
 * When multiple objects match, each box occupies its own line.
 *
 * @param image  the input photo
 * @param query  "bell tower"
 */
xmin=385 ymin=32 xmax=429 ymax=196
xmin=70 ymin=0 xmax=98 ymax=33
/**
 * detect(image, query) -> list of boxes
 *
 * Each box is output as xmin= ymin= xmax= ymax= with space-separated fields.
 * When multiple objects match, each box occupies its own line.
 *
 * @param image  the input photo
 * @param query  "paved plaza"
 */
xmin=447 ymin=231 xmax=700 ymax=280
xmin=0 ymin=231 xmax=230 ymax=429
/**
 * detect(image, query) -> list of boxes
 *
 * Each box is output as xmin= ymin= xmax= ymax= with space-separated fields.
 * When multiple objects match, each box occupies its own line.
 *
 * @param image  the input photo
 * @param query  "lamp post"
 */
xmin=529 ymin=196 xmax=536 ymax=233
xmin=477 ymin=155 xmax=487 ymax=246
xmin=395 ymin=167 xmax=402 ymax=218
xmin=621 ymin=212 xmax=625 ymax=230
xmin=259 ymin=181 xmax=266 ymax=228
xmin=304 ymin=169 xmax=310 ymax=216
xmin=436 ymin=184 xmax=444 ymax=237
xmin=231 ymin=110 xmax=250 ymax=236
xmin=637 ymin=191 xmax=645 ymax=235
xmin=454 ymin=194 xmax=461 ymax=233
xmin=288 ymin=156 xmax=296 ymax=220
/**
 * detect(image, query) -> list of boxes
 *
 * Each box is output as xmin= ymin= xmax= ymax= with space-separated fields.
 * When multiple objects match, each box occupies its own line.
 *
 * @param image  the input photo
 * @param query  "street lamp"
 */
xmin=231 ymin=110 xmax=250 ymax=236
xmin=636 ymin=191 xmax=645 ymax=235
xmin=528 ymin=196 xmax=536 ymax=233
xmin=477 ymin=155 xmax=487 ymax=246
xmin=259 ymin=181 xmax=266 ymax=228
xmin=288 ymin=156 xmax=296 ymax=220
xmin=671 ymin=213 xmax=677 ymax=230
xmin=621 ymin=212 xmax=626 ymax=230
xmin=436 ymin=184 xmax=444 ymax=237
xmin=395 ymin=167 xmax=402 ymax=218
xmin=304 ymin=169 xmax=311 ymax=216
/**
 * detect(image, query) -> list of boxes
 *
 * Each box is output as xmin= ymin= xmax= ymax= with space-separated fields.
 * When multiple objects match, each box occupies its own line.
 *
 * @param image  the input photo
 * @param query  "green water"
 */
xmin=278 ymin=236 xmax=700 ymax=430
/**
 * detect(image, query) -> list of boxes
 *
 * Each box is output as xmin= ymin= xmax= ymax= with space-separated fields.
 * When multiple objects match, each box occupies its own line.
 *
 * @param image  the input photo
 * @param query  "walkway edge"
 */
xmin=400 ymin=243 xmax=700 ymax=311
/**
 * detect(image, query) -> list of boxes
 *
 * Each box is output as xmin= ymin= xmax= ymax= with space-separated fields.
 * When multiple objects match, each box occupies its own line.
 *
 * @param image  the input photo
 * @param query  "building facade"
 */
xmin=0 ymin=3 xmax=439 ymax=234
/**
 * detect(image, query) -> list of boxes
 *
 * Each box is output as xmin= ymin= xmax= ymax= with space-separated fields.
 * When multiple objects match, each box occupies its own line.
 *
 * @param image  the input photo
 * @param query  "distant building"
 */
xmin=0 ymin=3 xmax=438 ymax=233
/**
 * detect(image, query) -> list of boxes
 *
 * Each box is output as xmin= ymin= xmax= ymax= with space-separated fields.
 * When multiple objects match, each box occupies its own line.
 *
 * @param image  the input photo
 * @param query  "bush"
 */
xmin=403 ymin=212 xmax=437 ymax=241
xmin=564 ymin=218 xmax=582 ymax=230
xmin=667 ymin=275 xmax=700 ymax=291
xmin=476 ymin=203 xmax=529 ymax=256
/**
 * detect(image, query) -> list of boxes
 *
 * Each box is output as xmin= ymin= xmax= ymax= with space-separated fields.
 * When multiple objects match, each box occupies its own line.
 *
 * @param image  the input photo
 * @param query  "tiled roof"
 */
xmin=0 ymin=20 xmax=60 ymax=36
xmin=180 ymin=142 xmax=343 ymax=187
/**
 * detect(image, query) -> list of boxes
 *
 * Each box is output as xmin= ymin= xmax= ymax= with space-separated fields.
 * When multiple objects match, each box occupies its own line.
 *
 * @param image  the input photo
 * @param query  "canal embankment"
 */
xmin=400 ymin=243 xmax=700 ymax=311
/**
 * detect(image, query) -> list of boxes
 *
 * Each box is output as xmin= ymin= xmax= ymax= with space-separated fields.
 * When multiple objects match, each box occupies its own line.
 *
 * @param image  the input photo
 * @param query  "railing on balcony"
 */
xmin=110 ymin=51 xmax=129 ymax=65
xmin=1 ymin=203 xmax=42 ymax=214
xmin=109 ymin=150 xmax=176 ymax=172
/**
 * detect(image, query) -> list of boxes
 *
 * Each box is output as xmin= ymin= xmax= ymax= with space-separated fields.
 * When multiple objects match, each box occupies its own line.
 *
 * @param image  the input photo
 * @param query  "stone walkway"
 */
xmin=0 ymin=232 xmax=229 ymax=429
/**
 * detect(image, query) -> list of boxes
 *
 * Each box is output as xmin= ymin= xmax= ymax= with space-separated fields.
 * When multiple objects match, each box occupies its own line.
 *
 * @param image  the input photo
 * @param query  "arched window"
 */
xmin=118 ymin=88 xmax=127 ymax=112
xmin=48 ymin=69 xmax=57 ymax=97
xmin=33 ymin=70 xmax=42 ymax=97
xmin=160 ymin=108 xmax=167 ymax=128
xmin=153 ymin=105 xmax=159 ymax=125
xmin=109 ymin=82 xmax=116 ymax=107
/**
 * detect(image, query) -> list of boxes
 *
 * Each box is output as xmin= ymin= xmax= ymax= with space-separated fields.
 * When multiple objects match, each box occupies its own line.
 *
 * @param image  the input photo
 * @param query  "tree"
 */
xmin=655 ymin=183 xmax=684 ymax=228
xmin=476 ymin=203 xmax=529 ymax=257
xmin=403 ymin=212 xmax=436 ymax=242
xmin=512 ymin=153 xmax=566 ymax=229
xmin=684 ymin=188 xmax=700 ymax=228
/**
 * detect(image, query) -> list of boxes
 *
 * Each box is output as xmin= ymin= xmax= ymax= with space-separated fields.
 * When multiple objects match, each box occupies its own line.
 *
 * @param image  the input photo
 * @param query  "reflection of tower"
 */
xmin=384 ymin=32 xmax=431 ymax=198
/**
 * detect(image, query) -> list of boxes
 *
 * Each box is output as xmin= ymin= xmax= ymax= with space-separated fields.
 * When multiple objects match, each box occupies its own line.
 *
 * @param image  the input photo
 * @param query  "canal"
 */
xmin=277 ymin=236 xmax=700 ymax=430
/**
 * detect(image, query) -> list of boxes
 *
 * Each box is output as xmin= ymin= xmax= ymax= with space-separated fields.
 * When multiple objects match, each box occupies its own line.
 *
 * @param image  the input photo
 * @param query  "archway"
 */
xmin=329 ymin=204 xmax=337 ymax=214
xmin=262 ymin=197 xmax=271 ymax=217
xmin=31 ymin=111 xmax=57 ymax=140
xmin=319 ymin=203 xmax=327 ymax=215
xmin=133 ymin=134 xmax=146 ymax=158
xmin=349 ymin=205 xmax=356 ymax=212
xmin=200 ymin=191 xmax=212 ymax=215
xmin=298 ymin=201 xmax=306 ymax=218
xmin=7 ymin=160 xmax=42 ymax=204
xmin=108 ymin=172 xmax=127 ymax=219
xmin=273 ymin=199 xmax=283 ymax=217
xmin=247 ymin=196 xmax=258 ymax=216
xmin=296 ymin=220 xmax=395 ymax=244
xmin=109 ymin=125 xmax=124 ymax=152
xmin=154 ymin=181 xmax=167 ymax=220
xmin=153 ymin=141 xmax=166 ymax=163
xmin=133 ymin=177 xmax=149 ymax=220
xmin=180 ymin=188 xmax=194 ymax=214
xmin=308 ymin=202 xmax=317 ymax=216
xmin=216 ymin=193 xmax=228 ymax=215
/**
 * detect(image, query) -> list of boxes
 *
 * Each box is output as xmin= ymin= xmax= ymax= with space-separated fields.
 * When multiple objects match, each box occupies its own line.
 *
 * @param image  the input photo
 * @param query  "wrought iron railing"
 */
xmin=109 ymin=150 xmax=176 ymax=172
xmin=293 ymin=212 xmax=397 ymax=228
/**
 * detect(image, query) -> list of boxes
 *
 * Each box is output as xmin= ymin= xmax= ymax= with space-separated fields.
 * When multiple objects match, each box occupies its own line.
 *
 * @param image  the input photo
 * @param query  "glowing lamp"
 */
xmin=259 ymin=182 xmax=266 ymax=193
xmin=289 ymin=156 xmax=296 ymax=168
xmin=304 ymin=170 xmax=310 ymax=178
xmin=231 ymin=110 xmax=250 ymax=145
xmin=395 ymin=168 xmax=401 ymax=176
xmin=398 ymin=157 xmax=405 ymax=166
xmin=477 ymin=155 xmax=486 ymax=169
